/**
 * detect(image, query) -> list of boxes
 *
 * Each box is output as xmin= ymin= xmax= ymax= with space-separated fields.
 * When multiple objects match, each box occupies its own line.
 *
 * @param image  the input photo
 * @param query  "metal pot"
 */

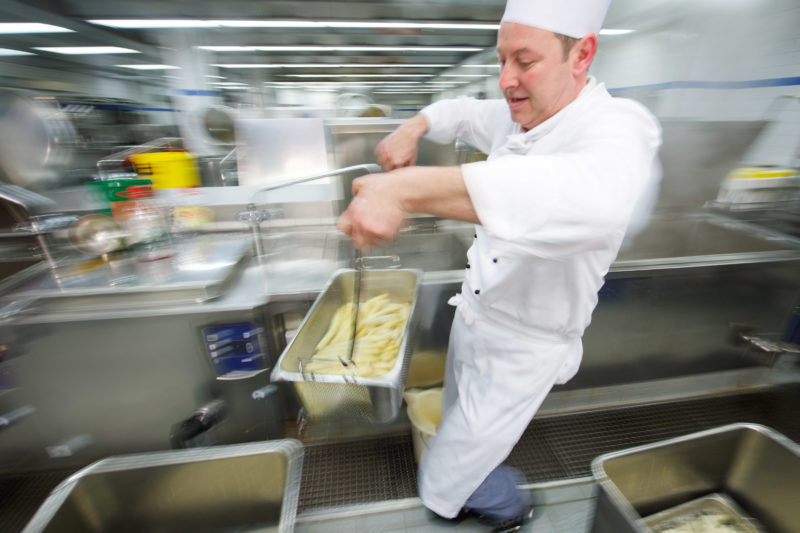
xmin=68 ymin=214 xmax=127 ymax=256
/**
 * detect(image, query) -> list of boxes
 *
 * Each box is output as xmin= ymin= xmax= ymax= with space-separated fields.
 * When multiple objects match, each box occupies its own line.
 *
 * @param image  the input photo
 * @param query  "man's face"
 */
xmin=496 ymin=22 xmax=581 ymax=131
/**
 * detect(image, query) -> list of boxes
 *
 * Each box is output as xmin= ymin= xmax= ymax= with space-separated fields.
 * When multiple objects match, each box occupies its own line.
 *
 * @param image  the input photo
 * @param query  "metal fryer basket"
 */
xmin=270 ymin=268 xmax=421 ymax=423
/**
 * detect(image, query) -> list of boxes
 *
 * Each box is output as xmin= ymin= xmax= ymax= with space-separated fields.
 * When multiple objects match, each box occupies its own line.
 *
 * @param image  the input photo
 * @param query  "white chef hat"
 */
xmin=500 ymin=0 xmax=612 ymax=38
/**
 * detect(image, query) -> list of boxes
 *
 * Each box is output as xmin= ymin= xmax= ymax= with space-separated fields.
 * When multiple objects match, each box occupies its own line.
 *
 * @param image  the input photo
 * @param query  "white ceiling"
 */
xmin=0 ymin=0 xmax=682 ymax=103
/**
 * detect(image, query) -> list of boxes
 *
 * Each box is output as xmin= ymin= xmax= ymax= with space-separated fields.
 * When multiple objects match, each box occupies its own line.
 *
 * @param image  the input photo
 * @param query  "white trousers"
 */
xmin=418 ymin=301 xmax=581 ymax=518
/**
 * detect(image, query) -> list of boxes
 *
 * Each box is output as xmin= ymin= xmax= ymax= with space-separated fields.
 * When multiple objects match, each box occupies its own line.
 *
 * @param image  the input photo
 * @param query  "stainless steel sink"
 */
xmin=620 ymin=217 xmax=788 ymax=258
xmin=24 ymin=439 xmax=303 ymax=533
xmin=591 ymin=423 xmax=800 ymax=533
xmin=260 ymin=227 xmax=470 ymax=274
xmin=378 ymin=230 xmax=469 ymax=271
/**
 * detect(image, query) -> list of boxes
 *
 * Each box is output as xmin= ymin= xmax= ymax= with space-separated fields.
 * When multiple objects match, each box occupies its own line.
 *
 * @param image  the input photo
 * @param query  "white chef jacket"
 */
xmin=415 ymin=77 xmax=662 ymax=518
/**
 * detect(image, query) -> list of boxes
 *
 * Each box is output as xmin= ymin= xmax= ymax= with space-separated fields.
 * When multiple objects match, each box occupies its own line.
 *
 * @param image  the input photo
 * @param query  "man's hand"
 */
xmin=337 ymin=173 xmax=407 ymax=249
xmin=337 ymin=166 xmax=478 ymax=250
xmin=374 ymin=113 xmax=429 ymax=171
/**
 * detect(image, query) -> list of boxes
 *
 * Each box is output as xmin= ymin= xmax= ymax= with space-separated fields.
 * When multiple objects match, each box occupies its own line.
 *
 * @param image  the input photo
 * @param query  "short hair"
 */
xmin=554 ymin=33 xmax=579 ymax=61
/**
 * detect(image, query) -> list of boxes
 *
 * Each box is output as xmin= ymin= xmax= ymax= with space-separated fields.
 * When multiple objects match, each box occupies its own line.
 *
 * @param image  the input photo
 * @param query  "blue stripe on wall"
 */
xmin=609 ymin=76 xmax=800 ymax=93
xmin=174 ymin=89 xmax=223 ymax=97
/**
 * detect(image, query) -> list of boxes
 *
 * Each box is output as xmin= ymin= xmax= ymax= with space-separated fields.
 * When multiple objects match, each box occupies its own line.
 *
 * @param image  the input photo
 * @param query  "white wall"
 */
xmin=440 ymin=0 xmax=800 ymax=168
xmin=595 ymin=0 xmax=800 ymax=167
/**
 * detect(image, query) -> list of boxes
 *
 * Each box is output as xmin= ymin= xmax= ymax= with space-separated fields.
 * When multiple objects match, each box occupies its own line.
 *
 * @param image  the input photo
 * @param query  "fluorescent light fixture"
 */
xmin=600 ymin=29 xmax=635 ymax=35
xmin=88 ymin=19 xmax=218 ymax=29
xmin=35 ymin=46 xmax=140 ymax=55
xmin=0 ymin=23 xmax=73 ymax=34
xmin=89 ymin=19 xmax=498 ymax=31
xmin=374 ymin=90 xmax=441 ymax=94
xmin=462 ymin=64 xmax=500 ymax=68
xmin=205 ymin=74 xmax=226 ymax=79
xmin=439 ymin=74 xmax=493 ymax=78
xmin=0 ymin=48 xmax=34 ymax=56
xmin=217 ymin=20 xmax=499 ymax=30
xmin=116 ymin=64 xmax=180 ymax=70
xmin=267 ymin=81 xmax=443 ymax=89
xmin=214 ymin=63 xmax=452 ymax=69
xmin=200 ymin=45 xmax=484 ymax=53
xmin=285 ymin=74 xmax=434 ymax=78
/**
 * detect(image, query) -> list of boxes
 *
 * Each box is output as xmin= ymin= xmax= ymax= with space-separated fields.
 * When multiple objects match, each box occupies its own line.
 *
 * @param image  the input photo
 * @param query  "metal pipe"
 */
xmin=242 ymin=163 xmax=382 ymax=259
xmin=249 ymin=163 xmax=381 ymax=201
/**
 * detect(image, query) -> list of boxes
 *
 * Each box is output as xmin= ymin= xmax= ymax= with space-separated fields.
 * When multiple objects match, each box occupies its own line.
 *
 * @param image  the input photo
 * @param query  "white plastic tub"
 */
xmin=404 ymin=387 xmax=443 ymax=463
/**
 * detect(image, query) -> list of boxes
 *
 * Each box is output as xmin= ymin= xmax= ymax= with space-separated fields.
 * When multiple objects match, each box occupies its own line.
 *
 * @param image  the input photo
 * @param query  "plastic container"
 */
xmin=715 ymin=167 xmax=800 ymax=206
xmin=86 ymin=177 xmax=153 ymax=215
xmin=404 ymin=387 xmax=443 ymax=463
xmin=129 ymin=150 xmax=201 ymax=189
xmin=406 ymin=350 xmax=446 ymax=389
xmin=113 ymin=184 xmax=173 ymax=261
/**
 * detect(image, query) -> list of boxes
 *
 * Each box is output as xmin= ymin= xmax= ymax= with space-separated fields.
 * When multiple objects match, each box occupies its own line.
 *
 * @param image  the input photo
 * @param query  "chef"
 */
xmin=337 ymin=0 xmax=662 ymax=530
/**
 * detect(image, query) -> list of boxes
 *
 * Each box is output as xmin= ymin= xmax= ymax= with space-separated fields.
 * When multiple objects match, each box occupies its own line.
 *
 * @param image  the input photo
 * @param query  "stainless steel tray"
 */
xmin=23 ymin=439 xmax=303 ymax=533
xmin=5 ymin=234 xmax=250 ymax=312
xmin=644 ymin=493 xmax=765 ymax=533
xmin=271 ymin=268 xmax=421 ymax=423
xmin=591 ymin=423 xmax=800 ymax=533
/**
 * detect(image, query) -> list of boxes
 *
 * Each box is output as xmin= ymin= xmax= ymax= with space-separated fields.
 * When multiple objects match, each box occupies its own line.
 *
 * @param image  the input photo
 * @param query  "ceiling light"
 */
xmin=600 ymin=29 xmax=635 ymax=35
xmin=213 ymin=63 xmax=452 ymax=69
xmin=89 ymin=19 xmax=498 ymax=31
xmin=217 ymin=20 xmax=499 ymax=30
xmin=116 ymin=64 xmax=180 ymax=70
xmin=266 ymin=81 xmax=443 ymax=89
xmin=374 ymin=90 xmax=441 ymax=94
xmin=0 ymin=48 xmax=35 ymax=56
xmin=285 ymin=74 xmax=434 ymax=78
xmin=88 ymin=19 xmax=218 ymax=29
xmin=35 ymin=46 xmax=140 ymax=55
xmin=200 ymin=45 xmax=484 ymax=53
xmin=0 ymin=23 xmax=73 ymax=34
xmin=439 ymin=74 xmax=493 ymax=78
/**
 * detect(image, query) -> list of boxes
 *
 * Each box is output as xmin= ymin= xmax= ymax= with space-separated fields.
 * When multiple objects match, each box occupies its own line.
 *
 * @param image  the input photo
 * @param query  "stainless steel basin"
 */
xmin=260 ymin=228 xmax=470 ymax=274
xmin=24 ymin=439 xmax=303 ymax=533
xmin=614 ymin=215 xmax=800 ymax=270
xmin=591 ymin=423 xmax=800 ymax=533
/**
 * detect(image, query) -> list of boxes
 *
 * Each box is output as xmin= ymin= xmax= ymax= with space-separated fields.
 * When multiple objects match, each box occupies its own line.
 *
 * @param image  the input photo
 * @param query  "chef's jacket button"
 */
xmin=473 ymin=233 xmax=477 ymax=239
xmin=474 ymin=289 xmax=480 ymax=295
xmin=492 ymin=258 xmax=498 ymax=263
xmin=465 ymin=263 xmax=470 ymax=269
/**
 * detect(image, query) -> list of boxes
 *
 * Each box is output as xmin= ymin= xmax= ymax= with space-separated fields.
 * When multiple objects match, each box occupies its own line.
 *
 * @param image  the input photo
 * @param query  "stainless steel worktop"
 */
xmin=0 ymin=211 xmax=798 ymax=472
xmin=4 ymin=211 xmax=800 ymax=324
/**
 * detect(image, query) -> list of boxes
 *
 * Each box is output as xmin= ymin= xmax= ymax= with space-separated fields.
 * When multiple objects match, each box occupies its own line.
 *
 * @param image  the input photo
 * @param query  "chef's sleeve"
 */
xmin=419 ymin=97 xmax=508 ymax=155
xmin=461 ymin=103 xmax=662 ymax=259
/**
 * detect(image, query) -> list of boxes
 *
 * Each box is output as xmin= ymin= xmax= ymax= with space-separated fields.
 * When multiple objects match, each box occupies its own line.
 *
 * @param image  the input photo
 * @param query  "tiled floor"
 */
xmin=295 ymin=478 xmax=597 ymax=533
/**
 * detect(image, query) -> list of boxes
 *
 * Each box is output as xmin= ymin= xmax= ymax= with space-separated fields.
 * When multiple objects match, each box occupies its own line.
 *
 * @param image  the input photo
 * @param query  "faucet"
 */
xmin=169 ymin=399 xmax=227 ymax=449
xmin=236 ymin=163 xmax=382 ymax=257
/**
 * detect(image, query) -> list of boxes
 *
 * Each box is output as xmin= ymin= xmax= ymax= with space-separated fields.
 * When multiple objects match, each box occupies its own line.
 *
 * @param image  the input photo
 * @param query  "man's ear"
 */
xmin=571 ymin=34 xmax=597 ymax=76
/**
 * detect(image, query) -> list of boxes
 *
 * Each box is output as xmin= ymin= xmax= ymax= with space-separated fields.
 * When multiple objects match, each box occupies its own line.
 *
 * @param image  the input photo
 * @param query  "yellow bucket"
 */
xmin=129 ymin=151 xmax=201 ymax=189
xmin=404 ymin=387 xmax=443 ymax=463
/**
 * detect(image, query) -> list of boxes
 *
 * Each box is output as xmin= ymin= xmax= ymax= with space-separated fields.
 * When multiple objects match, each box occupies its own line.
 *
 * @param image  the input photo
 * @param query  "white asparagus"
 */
xmin=307 ymin=293 xmax=410 ymax=376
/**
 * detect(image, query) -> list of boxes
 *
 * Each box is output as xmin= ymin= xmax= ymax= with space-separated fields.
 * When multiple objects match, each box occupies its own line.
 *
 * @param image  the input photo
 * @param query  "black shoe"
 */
xmin=489 ymin=505 xmax=534 ymax=533
xmin=430 ymin=507 xmax=480 ymax=524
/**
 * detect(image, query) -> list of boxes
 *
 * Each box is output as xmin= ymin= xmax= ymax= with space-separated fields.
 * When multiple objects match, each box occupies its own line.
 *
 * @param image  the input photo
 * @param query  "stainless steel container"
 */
xmin=23 ymin=439 xmax=304 ymax=533
xmin=591 ymin=423 xmax=800 ymax=533
xmin=271 ymin=268 xmax=421 ymax=423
